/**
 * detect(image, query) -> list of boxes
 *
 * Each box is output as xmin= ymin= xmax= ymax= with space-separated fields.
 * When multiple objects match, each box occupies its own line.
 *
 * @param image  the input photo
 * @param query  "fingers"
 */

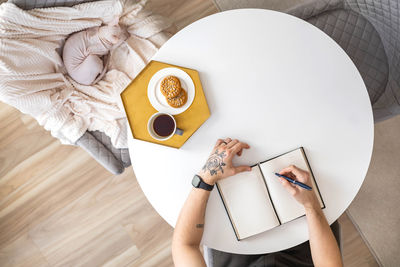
xmin=279 ymin=165 xmax=308 ymax=181
xmin=230 ymin=141 xmax=250 ymax=155
xmin=234 ymin=165 xmax=252 ymax=174
xmin=214 ymin=139 xmax=224 ymax=148
xmin=282 ymin=172 xmax=296 ymax=179
xmin=217 ymin=137 xmax=232 ymax=148
xmin=214 ymin=138 xmax=250 ymax=157
xmin=223 ymin=137 xmax=232 ymax=144
xmin=226 ymin=140 xmax=247 ymax=157
xmin=215 ymin=138 xmax=232 ymax=148
xmin=279 ymin=178 xmax=297 ymax=195
xmin=226 ymin=139 xmax=239 ymax=148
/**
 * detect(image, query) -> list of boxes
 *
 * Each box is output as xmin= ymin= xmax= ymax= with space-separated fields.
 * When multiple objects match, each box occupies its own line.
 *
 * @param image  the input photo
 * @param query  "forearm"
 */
xmin=305 ymin=206 xmax=342 ymax=267
xmin=172 ymin=188 xmax=210 ymax=266
xmin=173 ymin=188 xmax=210 ymax=246
xmin=172 ymin=138 xmax=251 ymax=266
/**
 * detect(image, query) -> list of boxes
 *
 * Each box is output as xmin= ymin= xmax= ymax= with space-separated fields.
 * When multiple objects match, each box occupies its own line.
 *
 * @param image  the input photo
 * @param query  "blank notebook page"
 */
xmin=217 ymin=166 xmax=279 ymax=239
xmin=260 ymin=149 xmax=323 ymax=224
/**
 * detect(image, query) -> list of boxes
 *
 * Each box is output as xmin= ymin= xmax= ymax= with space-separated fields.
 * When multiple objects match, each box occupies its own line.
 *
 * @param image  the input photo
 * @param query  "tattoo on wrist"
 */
xmin=202 ymin=150 xmax=226 ymax=176
xmin=196 ymin=224 xmax=204 ymax=228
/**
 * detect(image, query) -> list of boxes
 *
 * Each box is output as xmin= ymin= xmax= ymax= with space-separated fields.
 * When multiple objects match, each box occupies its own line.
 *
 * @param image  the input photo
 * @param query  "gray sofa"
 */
xmin=5 ymin=0 xmax=131 ymax=174
xmin=214 ymin=0 xmax=400 ymax=123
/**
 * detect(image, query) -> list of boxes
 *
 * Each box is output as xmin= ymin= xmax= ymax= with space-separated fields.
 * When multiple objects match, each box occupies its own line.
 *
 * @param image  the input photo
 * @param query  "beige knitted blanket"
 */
xmin=0 ymin=0 xmax=171 ymax=148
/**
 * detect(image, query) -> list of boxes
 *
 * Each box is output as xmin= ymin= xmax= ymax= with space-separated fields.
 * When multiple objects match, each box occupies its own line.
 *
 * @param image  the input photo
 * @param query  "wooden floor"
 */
xmin=0 ymin=0 xmax=377 ymax=266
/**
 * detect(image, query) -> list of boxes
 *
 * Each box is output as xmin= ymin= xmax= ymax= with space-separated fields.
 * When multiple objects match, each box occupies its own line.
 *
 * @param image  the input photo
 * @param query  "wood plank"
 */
xmin=0 ymin=233 xmax=50 ymax=267
xmin=338 ymin=213 xmax=379 ymax=267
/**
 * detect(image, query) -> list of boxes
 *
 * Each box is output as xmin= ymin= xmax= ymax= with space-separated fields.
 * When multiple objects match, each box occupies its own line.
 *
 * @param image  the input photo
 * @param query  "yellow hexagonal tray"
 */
xmin=120 ymin=61 xmax=210 ymax=148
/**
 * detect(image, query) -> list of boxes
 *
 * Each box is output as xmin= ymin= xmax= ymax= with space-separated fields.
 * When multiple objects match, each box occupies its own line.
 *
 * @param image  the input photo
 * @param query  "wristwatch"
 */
xmin=192 ymin=174 xmax=214 ymax=191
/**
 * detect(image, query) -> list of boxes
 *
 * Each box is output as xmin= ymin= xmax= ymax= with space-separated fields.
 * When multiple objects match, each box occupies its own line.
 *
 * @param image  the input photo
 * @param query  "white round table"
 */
xmin=127 ymin=9 xmax=374 ymax=254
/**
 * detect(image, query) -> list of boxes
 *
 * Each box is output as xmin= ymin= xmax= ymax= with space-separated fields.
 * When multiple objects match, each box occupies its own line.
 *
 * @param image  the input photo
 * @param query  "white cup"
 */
xmin=147 ymin=112 xmax=184 ymax=141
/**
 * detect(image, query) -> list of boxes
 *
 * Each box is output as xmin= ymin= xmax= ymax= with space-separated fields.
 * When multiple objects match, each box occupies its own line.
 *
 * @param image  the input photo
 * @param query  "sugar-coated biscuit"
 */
xmin=167 ymin=89 xmax=187 ymax=108
xmin=160 ymin=75 xmax=181 ymax=98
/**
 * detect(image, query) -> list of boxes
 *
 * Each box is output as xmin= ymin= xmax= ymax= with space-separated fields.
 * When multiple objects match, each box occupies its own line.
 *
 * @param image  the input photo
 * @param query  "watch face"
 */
xmin=192 ymin=175 xmax=201 ymax=187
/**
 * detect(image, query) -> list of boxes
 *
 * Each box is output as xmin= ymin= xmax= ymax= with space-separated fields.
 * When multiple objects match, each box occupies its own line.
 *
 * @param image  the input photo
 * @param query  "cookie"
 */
xmin=167 ymin=89 xmax=187 ymax=108
xmin=160 ymin=75 xmax=181 ymax=98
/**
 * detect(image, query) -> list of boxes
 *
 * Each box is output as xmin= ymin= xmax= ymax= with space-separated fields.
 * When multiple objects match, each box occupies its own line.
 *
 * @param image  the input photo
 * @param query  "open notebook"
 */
xmin=216 ymin=147 xmax=325 ymax=241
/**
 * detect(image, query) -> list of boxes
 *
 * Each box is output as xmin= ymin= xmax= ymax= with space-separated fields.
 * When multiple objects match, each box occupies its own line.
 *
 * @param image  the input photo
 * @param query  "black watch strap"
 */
xmin=192 ymin=174 xmax=214 ymax=191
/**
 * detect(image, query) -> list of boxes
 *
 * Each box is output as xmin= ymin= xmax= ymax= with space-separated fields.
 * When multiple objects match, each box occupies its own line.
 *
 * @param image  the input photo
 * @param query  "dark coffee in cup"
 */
xmin=153 ymin=114 xmax=175 ymax=137
xmin=148 ymin=112 xmax=183 ymax=141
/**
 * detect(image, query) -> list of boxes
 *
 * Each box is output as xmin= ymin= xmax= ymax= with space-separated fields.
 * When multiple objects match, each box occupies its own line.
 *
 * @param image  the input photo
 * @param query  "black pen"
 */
xmin=274 ymin=173 xmax=312 ymax=191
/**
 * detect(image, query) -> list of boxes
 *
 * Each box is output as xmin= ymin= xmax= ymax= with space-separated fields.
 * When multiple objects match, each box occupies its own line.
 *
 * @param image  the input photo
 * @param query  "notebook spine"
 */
xmin=257 ymin=163 xmax=282 ymax=225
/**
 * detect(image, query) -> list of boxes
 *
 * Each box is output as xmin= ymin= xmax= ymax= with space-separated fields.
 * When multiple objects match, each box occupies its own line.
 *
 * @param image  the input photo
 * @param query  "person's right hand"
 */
xmin=278 ymin=165 xmax=320 ymax=210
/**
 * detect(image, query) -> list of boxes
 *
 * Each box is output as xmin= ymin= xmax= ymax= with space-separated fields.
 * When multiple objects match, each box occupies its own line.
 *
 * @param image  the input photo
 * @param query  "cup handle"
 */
xmin=175 ymin=128 xmax=184 ymax=136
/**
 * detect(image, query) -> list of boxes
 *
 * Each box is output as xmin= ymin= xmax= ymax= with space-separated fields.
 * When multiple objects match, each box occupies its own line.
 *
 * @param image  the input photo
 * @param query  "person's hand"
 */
xmin=199 ymin=138 xmax=251 ymax=185
xmin=278 ymin=165 xmax=320 ymax=210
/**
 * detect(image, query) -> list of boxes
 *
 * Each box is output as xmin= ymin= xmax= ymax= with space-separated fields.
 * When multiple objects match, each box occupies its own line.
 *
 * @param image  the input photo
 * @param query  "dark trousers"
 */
xmin=206 ymin=221 xmax=341 ymax=267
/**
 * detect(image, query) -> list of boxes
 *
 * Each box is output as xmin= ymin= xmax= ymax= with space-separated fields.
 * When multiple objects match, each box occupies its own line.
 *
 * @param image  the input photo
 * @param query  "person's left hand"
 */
xmin=198 ymin=138 xmax=251 ymax=185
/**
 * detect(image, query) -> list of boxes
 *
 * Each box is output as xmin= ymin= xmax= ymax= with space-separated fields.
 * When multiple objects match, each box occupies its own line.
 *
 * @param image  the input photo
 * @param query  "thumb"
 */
xmin=279 ymin=178 xmax=297 ymax=195
xmin=234 ymin=165 xmax=252 ymax=174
